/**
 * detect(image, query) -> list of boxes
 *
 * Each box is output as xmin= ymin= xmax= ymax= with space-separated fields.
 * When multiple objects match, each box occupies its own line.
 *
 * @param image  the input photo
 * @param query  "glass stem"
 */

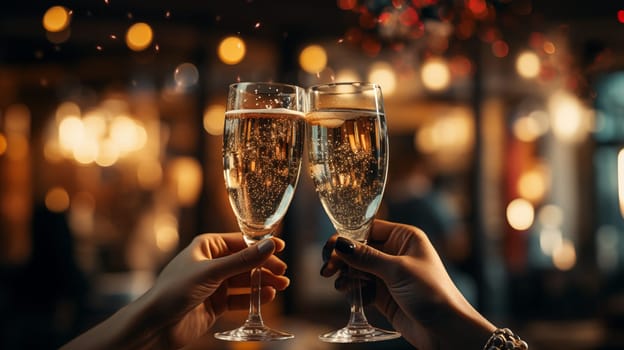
xmin=347 ymin=266 xmax=370 ymax=328
xmin=244 ymin=267 xmax=264 ymax=327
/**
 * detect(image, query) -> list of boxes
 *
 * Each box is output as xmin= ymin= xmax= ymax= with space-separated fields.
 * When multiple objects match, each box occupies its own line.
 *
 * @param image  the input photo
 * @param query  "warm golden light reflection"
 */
xmin=368 ymin=61 xmax=396 ymax=96
xmin=335 ymin=69 xmax=361 ymax=83
xmin=73 ymin=138 xmax=98 ymax=164
xmin=43 ymin=6 xmax=70 ymax=33
xmin=4 ymin=104 xmax=31 ymax=160
xmin=538 ymin=204 xmax=564 ymax=228
xmin=506 ymin=198 xmax=534 ymax=230
xmin=155 ymin=214 xmax=179 ymax=252
xmin=82 ymin=113 xmax=107 ymax=139
xmin=543 ymin=41 xmax=556 ymax=54
xmin=126 ymin=22 xmax=153 ymax=51
xmin=0 ymin=133 xmax=7 ymax=156
xmin=539 ymin=228 xmax=563 ymax=256
xmin=45 ymin=187 xmax=70 ymax=212
xmin=203 ymin=104 xmax=226 ymax=136
xmin=95 ymin=140 xmax=120 ymax=167
xmin=169 ymin=157 xmax=203 ymax=206
xmin=6 ymin=135 xmax=29 ymax=161
xmin=69 ymin=191 xmax=96 ymax=238
xmin=56 ymin=109 xmax=146 ymax=166
xmin=299 ymin=44 xmax=328 ymax=74
xmin=421 ymin=57 xmax=451 ymax=91
xmin=516 ymin=51 xmax=540 ymax=79
xmin=137 ymin=160 xmax=163 ymax=190
xmin=5 ymin=104 xmax=31 ymax=134
xmin=548 ymin=91 xmax=587 ymax=143
xmin=43 ymin=140 xmax=63 ymax=163
xmin=58 ymin=116 xmax=85 ymax=153
xmin=415 ymin=113 xmax=474 ymax=154
xmin=552 ymin=239 xmax=576 ymax=270
xmin=110 ymin=115 xmax=147 ymax=154
xmin=56 ymin=101 xmax=81 ymax=122
xmin=513 ymin=110 xmax=549 ymax=142
xmin=218 ymin=36 xmax=246 ymax=65
xmin=517 ymin=166 xmax=548 ymax=202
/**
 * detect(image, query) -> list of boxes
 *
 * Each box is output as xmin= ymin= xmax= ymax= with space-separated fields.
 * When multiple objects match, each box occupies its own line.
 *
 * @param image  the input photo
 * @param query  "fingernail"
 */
xmin=257 ymin=239 xmax=274 ymax=254
xmin=335 ymin=237 xmax=355 ymax=255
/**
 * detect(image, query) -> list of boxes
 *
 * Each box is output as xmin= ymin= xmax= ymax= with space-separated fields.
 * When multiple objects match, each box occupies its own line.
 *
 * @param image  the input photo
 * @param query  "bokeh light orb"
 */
xmin=45 ymin=187 xmax=70 ymax=212
xmin=43 ymin=6 xmax=70 ymax=33
xmin=552 ymin=239 xmax=576 ymax=270
xmin=0 ymin=134 xmax=7 ymax=156
xmin=203 ymin=104 xmax=226 ymax=136
xmin=421 ymin=57 xmax=451 ymax=91
xmin=126 ymin=22 xmax=153 ymax=51
xmin=516 ymin=51 xmax=540 ymax=79
xmin=506 ymin=198 xmax=535 ymax=231
xmin=218 ymin=36 xmax=246 ymax=65
xmin=335 ymin=69 xmax=361 ymax=83
xmin=368 ymin=61 xmax=396 ymax=96
xmin=174 ymin=62 xmax=199 ymax=87
xmin=299 ymin=44 xmax=328 ymax=74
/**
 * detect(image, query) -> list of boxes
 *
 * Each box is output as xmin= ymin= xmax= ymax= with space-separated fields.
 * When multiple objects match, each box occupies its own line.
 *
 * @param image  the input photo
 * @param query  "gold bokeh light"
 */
xmin=45 ymin=187 xmax=70 ymax=213
xmin=218 ymin=36 xmax=246 ymax=65
xmin=126 ymin=22 xmax=154 ymax=51
xmin=516 ymin=51 xmax=540 ymax=79
xmin=203 ymin=104 xmax=226 ymax=136
xmin=506 ymin=198 xmax=534 ymax=231
xmin=43 ymin=6 xmax=70 ymax=33
xmin=421 ymin=57 xmax=451 ymax=91
xmin=299 ymin=44 xmax=327 ymax=74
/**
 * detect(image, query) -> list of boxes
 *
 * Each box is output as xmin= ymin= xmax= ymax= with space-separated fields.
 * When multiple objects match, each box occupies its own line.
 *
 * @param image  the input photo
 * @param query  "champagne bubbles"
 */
xmin=174 ymin=62 xmax=199 ymax=88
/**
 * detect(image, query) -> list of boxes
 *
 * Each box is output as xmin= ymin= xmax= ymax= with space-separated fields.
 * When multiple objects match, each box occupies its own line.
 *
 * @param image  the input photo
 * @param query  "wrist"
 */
xmin=432 ymin=291 xmax=497 ymax=350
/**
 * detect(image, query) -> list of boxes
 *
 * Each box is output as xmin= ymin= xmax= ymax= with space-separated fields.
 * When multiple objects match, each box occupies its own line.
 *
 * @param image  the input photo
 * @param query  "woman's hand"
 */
xmin=63 ymin=233 xmax=289 ymax=350
xmin=321 ymin=219 xmax=495 ymax=350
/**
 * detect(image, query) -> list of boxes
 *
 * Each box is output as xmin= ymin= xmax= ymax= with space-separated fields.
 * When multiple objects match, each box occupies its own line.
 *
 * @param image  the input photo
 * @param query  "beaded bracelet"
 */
xmin=483 ymin=328 xmax=528 ymax=350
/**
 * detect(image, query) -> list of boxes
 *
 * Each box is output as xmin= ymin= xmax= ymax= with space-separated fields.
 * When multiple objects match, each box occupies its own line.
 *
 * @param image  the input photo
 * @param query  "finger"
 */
xmin=367 ymin=219 xmax=398 ymax=243
xmin=262 ymin=255 xmax=288 ymax=275
xmin=320 ymin=250 xmax=345 ymax=277
xmin=217 ymin=234 xmax=285 ymax=254
xmin=333 ymin=236 xmax=400 ymax=282
xmin=202 ymin=238 xmax=276 ymax=282
xmin=320 ymin=234 xmax=346 ymax=277
xmin=225 ymin=270 xmax=290 ymax=291
xmin=225 ymin=287 xmax=278 ymax=311
xmin=322 ymin=235 xmax=338 ymax=263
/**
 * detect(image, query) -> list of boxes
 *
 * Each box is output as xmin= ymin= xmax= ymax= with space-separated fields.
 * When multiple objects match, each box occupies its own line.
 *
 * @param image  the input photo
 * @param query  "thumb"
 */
xmin=204 ymin=238 xmax=276 ymax=281
xmin=334 ymin=236 xmax=397 ymax=280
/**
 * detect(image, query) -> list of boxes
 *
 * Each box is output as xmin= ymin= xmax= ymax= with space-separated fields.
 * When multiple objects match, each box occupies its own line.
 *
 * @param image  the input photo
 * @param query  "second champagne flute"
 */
xmin=306 ymin=82 xmax=401 ymax=343
xmin=214 ymin=82 xmax=305 ymax=341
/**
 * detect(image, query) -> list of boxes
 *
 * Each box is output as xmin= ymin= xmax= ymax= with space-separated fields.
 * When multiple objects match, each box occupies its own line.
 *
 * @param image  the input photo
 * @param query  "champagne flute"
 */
xmin=214 ymin=82 xmax=305 ymax=341
xmin=306 ymin=82 xmax=401 ymax=343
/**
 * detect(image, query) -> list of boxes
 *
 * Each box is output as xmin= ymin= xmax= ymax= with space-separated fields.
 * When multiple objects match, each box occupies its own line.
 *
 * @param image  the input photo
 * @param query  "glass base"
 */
xmin=214 ymin=325 xmax=294 ymax=342
xmin=319 ymin=324 xmax=401 ymax=343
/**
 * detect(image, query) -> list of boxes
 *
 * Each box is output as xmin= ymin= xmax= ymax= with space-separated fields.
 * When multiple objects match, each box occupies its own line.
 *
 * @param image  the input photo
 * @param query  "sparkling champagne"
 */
xmin=223 ymin=108 xmax=304 ymax=244
xmin=306 ymin=108 xmax=388 ymax=242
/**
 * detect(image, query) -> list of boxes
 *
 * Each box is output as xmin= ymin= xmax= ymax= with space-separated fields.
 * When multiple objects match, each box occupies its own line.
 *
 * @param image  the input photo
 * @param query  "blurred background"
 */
xmin=1 ymin=0 xmax=624 ymax=349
